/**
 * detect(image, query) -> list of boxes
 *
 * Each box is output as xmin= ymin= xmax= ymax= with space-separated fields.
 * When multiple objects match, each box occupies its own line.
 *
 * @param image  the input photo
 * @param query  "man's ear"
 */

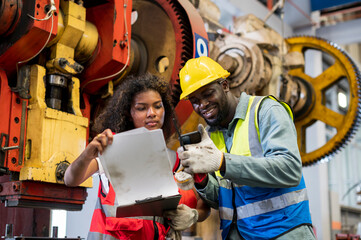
xmin=221 ymin=79 xmax=230 ymax=92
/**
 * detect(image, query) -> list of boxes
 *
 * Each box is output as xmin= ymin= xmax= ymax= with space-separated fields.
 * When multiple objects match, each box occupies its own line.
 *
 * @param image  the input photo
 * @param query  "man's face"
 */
xmin=188 ymin=81 xmax=229 ymax=126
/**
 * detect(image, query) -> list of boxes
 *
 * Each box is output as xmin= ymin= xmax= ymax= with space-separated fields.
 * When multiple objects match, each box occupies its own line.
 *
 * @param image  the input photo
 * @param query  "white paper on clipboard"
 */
xmin=98 ymin=127 xmax=180 ymax=214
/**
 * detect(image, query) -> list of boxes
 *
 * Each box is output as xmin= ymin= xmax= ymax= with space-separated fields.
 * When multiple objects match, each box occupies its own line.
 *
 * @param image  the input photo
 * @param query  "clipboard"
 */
xmin=116 ymin=194 xmax=182 ymax=217
xmin=98 ymin=127 xmax=180 ymax=217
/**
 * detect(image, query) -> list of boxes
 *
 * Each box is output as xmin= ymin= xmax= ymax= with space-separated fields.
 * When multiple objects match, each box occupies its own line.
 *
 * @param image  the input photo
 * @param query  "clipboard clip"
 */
xmin=135 ymin=195 xmax=163 ymax=204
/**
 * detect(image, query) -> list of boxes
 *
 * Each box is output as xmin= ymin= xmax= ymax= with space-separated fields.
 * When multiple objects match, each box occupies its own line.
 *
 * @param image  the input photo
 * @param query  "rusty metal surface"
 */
xmin=210 ymin=33 xmax=266 ymax=96
xmin=0 ymin=206 xmax=51 ymax=237
xmin=0 ymin=179 xmax=87 ymax=210
xmin=0 ymin=70 xmax=12 ymax=172
xmin=0 ymin=0 xmax=59 ymax=79
xmin=130 ymin=0 xmax=177 ymax=82
xmin=0 ymin=0 xmax=22 ymax=36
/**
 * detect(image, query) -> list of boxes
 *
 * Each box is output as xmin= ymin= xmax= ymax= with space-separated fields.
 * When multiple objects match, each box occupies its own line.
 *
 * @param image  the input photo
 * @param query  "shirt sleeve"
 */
xmin=95 ymin=157 xmax=110 ymax=194
xmin=95 ymin=157 xmax=104 ymax=175
xmin=223 ymin=98 xmax=303 ymax=188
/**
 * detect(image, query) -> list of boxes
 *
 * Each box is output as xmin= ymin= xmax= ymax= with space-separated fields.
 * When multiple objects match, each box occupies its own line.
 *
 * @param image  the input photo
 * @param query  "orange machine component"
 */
xmin=80 ymin=0 xmax=132 ymax=94
xmin=0 ymin=0 xmax=59 ymax=176
xmin=0 ymin=70 xmax=28 ymax=173
xmin=0 ymin=0 xmax=208 ymax=236
xmin=0 ymin=0 xmax=22 ymax=37
xmin=154 ymin=0 xmax=209 ymax=126
xmin=0 ymin=0 xmax=59 ymax=79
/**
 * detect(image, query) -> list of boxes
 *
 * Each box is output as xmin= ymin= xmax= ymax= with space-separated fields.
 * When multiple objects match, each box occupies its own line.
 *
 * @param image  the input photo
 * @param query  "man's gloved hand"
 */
xmin=163 ymin=204 xmax=198 ymax=231
xmin=174 ymin=170 xmax=194 ymax=190
xmin=177 ymin=124 xmax=223 ymax=174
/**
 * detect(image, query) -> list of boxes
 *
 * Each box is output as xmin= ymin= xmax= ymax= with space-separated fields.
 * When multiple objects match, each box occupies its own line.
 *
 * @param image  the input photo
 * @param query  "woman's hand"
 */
xmin=83 ymin=129 xmax=114 ymax=160
xmin=163 ymin=204 xmax=198 ymax=231
xmin=64 ymin=129 xmax=113 ymax=187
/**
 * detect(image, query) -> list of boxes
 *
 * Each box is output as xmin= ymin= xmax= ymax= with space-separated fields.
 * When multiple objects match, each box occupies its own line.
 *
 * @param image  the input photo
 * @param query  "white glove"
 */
xmin=174 ymin=170 xmax=194 ymax=190
xmin=166 ymin=228 xmax=182 ymax=240
xmin=163 ymin=204 xmax=198 ymax=231
xmin=177 ymin=124 xmax=223 ymax=174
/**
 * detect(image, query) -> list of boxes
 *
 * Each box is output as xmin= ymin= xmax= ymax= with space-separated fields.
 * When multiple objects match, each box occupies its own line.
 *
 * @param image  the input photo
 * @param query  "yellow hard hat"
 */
xmin=179 ymin=56 xmax=230 ymax=100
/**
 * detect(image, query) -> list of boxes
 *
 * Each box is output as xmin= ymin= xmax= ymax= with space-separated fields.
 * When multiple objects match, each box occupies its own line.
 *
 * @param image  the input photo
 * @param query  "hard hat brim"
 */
xmin=179 ymin=74 xmax=230 ymax=100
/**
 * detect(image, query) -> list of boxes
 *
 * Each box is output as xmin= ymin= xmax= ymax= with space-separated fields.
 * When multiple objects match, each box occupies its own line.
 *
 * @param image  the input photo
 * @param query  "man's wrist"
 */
xmin=194 ymin=173 xmax=207 ymax=183
xmin=195 ymin=174 xmax=208 ymax=188
xmin=219 ymin=154 xmax=225 ymax=172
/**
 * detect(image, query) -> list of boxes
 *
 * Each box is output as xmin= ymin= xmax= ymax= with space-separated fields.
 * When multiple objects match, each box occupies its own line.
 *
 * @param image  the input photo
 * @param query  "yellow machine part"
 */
xmin=47 ymin=0 xmax=98 ymax=65
xmin=74 ymin=20 xmax=99 ymax=64
xmin=46 ymin=0 xmax=97 ymax=76
xmin=20 ymin=65 xmax=91 ymax=187
xmin=19 ymin=0 xmax=92 ymax=186
xmin=50 ymin=0 xmax=85 ymax=60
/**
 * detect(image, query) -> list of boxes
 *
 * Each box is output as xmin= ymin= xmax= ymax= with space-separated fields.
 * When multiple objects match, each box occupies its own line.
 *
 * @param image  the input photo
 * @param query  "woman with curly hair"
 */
xmin=92 ymin=73 xmax=174 ymax=139
xmin=64 ymin=73 xmax=209 ymax=240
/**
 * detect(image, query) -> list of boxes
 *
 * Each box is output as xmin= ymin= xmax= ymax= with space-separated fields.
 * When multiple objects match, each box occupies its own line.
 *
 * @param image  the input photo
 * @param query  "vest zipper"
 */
xmin=231 ymin=183 xmax=244 ymax=239
xmin=232 ymin=184 xmax=237 ymax=224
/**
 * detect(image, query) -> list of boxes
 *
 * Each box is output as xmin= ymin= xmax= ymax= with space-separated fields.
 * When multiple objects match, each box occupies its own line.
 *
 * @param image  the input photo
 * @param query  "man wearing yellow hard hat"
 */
xmin=176 ymin=56 xmax=316 ymax=240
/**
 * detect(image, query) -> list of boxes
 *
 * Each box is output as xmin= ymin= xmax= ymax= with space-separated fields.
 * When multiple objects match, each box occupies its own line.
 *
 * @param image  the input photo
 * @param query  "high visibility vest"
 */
xmin=88 ymin=153 xmax=197 ymax=240
xmin=87 ymin=179 xmax=168 ymax=240
xmin=210 ymin=96 xmax=312 ymax=240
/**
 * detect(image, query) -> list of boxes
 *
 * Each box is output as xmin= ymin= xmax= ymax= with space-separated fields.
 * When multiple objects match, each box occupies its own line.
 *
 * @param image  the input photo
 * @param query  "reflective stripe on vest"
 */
xmin=88 ymin=179 xmax=166 ymax=240
xmin=93 ymin=182 xmax=165 ymax=225
xmin=219 ymin=188 xmax=308 ymax=221
xmin=210 ymin=95 xmax=311 ymax=239
xmin=87 ymin=231 xmax=117 ymax=240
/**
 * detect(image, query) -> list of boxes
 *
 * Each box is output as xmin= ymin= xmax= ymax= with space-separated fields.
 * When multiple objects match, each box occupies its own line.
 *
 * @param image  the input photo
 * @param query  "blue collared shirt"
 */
xmin=198 ymin=93 xmax=314 ymax=240
xmin=207 ymin=92 xmax=302 ymax=188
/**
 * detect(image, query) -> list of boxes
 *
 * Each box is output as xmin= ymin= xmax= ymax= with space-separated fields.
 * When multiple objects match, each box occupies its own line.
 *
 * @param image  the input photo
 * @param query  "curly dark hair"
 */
xmin=93 ymin=73 xmax=175 ymax=139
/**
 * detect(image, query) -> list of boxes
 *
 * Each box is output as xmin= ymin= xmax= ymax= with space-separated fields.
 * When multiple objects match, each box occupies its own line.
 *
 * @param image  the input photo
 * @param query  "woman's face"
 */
xmin=130 ymin=90 xmax=165 ymax=130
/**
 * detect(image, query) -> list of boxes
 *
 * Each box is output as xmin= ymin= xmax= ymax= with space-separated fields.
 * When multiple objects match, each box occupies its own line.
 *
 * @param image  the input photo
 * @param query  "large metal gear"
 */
xmin=91 ymin=0 xmax=208 ymax=136
xmin=130 ymin=0 xmax=200 ymax=106
xmin=286 ymin=36 xmax=361 ymax=166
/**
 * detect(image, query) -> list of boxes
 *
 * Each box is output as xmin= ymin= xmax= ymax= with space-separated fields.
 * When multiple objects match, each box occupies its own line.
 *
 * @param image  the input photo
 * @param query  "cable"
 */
xmin=263 ymin=0 xmax=285 ymax=22
xmin=16 ymin=0 xmax=56 ymax=73
xmin=28 ymin=0 xmax=57 ymax=21
xmin=81 ymin=0 xmax=130 ymax=92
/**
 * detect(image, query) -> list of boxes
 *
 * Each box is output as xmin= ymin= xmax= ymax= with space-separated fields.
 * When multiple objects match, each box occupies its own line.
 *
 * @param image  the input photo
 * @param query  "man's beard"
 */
xmin=205 ymin=102 xmax=229 ymax=127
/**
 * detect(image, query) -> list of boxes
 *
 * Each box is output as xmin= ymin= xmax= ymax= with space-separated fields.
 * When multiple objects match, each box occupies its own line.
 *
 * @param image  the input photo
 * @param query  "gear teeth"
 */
xmin=163 ymin=0 xmax=194 ymax=106
xmin=171 ymin=79 xmax=183 ymax=106
xmin=287 ymin=35 xmax=361 ymax=166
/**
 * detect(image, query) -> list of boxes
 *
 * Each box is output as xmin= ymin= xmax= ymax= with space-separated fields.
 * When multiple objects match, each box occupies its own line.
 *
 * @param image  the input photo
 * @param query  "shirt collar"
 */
xmin=234 ymin=92 xmax=249 ymax=120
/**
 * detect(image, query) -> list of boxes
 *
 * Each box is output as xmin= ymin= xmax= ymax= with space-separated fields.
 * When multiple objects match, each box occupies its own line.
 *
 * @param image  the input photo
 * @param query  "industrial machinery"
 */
xmin=189 ymin=0 xmax=361 ymax=166
xmin=0 ymin=0 xmax=208 ymax=236
xmin=187 ymin=1 xmax=361 ymax=237
xmin=1 ymin=0 xmax=361 ymax=237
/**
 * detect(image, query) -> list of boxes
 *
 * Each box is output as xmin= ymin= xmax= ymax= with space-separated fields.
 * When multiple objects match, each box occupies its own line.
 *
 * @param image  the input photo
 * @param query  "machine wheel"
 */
xmin=286 ymin=36 xmax=361 ymax=166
